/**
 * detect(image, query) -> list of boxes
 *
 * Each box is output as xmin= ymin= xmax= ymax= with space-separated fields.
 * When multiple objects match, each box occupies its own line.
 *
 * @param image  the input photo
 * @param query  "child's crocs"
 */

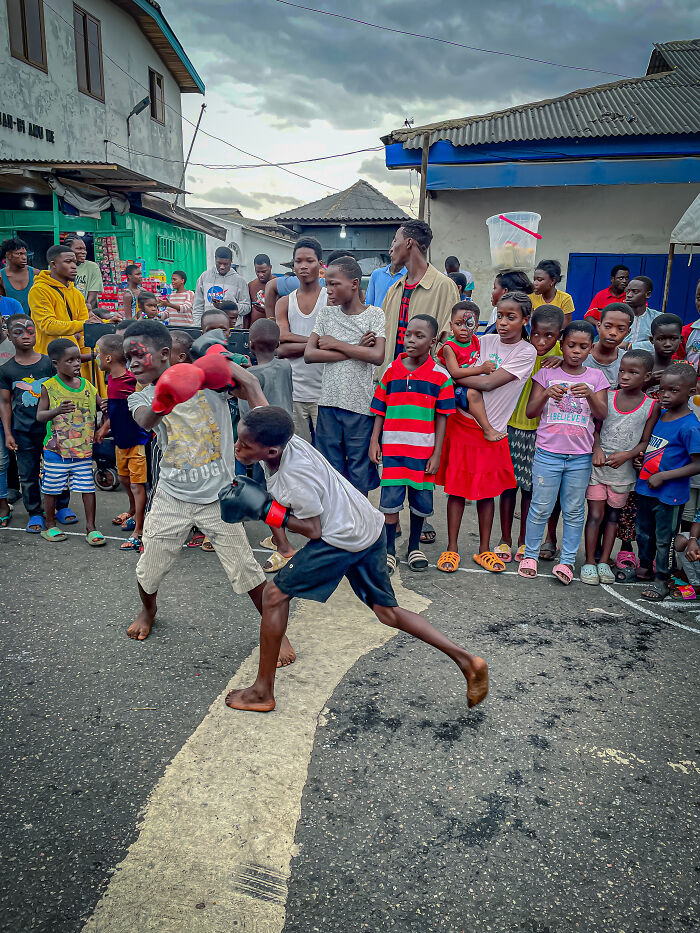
xmin=615 ymin=550 xmax=638 ymax=570
xmin=122 ymin=517 xmax=136 ymax=531
xmin=493 ymin=543 xmax=513 ymax=563
xmin=514 ymin=545 xmax=526 ymax=562
xmin=26 ymin=515 xmax=45 ymax=533
xmin=580 ymin=564 xmax=600 ymax=585
xmin=596 ymin=563 xmax=616 ymax=584
xmin=437 ymin=550 xmax=460 ymax=573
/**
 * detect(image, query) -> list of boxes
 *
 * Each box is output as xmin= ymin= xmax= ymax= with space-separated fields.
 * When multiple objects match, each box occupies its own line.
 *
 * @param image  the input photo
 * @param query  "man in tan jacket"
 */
xmin=380 ymin=219 xmax=459 ymax=377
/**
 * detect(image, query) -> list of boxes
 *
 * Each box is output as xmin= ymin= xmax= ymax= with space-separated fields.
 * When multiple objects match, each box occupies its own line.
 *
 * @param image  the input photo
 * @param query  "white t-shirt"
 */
xmin=128 ymin=386 xmax=234 ymax=503
xmin=313 ymin=304 xmax=385 ymax=415
xmin=468 ymin=334 xmax=537 ymax=433
xmin=265 ymin=435 xmax=384 ymax=551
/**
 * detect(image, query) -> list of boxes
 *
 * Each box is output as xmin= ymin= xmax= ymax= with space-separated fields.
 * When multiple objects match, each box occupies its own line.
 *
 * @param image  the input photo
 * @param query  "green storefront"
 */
xmin=0 ymin=198 xmax=210 ymax=285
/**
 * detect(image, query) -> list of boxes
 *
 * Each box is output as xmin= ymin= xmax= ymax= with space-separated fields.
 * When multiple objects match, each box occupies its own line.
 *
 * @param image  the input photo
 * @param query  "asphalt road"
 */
xmin=1 ymin=491 xmax=698 ymax=933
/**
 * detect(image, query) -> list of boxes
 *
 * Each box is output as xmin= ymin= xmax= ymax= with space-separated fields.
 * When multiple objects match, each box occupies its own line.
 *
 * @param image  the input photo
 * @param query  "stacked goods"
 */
xmin=94 ymin=235 xmax=121 ymax=284
xmin=97 ymin=283 xmax=120 ymax=316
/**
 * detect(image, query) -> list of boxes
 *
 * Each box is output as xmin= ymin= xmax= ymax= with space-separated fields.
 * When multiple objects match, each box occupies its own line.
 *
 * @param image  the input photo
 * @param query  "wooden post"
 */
xmin=661 ymin=243 xmax=675 ymax=313
xmin=418 ymin=134 xmax=429 ymax=220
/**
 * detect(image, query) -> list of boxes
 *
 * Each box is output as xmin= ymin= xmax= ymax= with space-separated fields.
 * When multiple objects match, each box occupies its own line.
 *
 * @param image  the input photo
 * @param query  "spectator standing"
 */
xmin=0 ymin=237 xmax=38 ymax=314
xmin=121 ymin=264 xmax=142 ymax=320
xmin=305 ymin=255 xmax=385 ymax=495
xmin=585 ymin=265 xmax=631 ymax=322
xmin=276 ymin=237 xmax=327 ymax=442
xmin=248 ymin=254 xmax=274 ymax=327
xmin=65 ymin=237 xmax=104 ymax=320
xmin=193 ymin=247 xmax=250 ymax=327
xmin=445 ymin=256 xmax=474 ymax=297
xmin=531 ymin=259 xmax=575 ymax=326
xmin=157 ymin=271 xmax=194 ymax=327
xmin=365 ymin=259 xmax=407 ymax=309
xmin=29 ymin=244 xmax=94 ymax=385
xmin=381 ymin=221 xmax=459 ymax=376
xmin=625 ymin=276 xmax=660 ymax=349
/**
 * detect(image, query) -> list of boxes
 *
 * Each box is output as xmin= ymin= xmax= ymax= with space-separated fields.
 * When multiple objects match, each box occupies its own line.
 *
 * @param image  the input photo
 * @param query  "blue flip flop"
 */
xmin=56 ymin=508 xmax=79 ymax=525
xmin=26 ymin=515 xmax=45 ymax=533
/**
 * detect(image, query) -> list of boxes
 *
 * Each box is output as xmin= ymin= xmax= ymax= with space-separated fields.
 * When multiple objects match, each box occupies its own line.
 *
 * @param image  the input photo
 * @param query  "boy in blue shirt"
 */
xmin=635 ymin=362 xmax=700 ymax=600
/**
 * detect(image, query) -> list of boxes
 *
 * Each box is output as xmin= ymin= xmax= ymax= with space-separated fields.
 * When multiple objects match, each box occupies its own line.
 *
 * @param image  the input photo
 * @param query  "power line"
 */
xmin=272 ymin=0 xmax=635 ymax=79
xmin=41 ymin=0 xmax=340 ymax=191
xmin=104 ymin=139 xmax=383 ymax=169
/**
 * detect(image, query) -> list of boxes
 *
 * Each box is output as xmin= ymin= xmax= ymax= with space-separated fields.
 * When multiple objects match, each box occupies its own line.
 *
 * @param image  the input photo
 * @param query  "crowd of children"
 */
xmin=2 ymin=227 xmax=700 ymax=610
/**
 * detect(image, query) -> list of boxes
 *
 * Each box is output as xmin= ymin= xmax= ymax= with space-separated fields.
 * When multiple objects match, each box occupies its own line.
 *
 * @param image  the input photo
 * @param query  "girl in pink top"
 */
xmin=437 ymin=292 xmax=537 ymax=574
xmin=519 ymin=320 xmax=609 ymax=585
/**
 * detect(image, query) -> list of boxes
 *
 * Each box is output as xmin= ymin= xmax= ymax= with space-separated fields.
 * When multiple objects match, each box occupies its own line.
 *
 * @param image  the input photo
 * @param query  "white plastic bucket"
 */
xmin=486 ymin=212 xmax=541 ymax=272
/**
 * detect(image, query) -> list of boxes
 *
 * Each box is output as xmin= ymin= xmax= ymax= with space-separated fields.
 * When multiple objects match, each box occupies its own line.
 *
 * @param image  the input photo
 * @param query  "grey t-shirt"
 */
xmin=238 ymin=358 xmax=293 ymax=417
xmin=128 ymin=385 xmax=234 ymax=503
xmin=312 ymin=304 xmax=385 ymax=415
xmin=585 ymin=348 xmax=624 ymax=388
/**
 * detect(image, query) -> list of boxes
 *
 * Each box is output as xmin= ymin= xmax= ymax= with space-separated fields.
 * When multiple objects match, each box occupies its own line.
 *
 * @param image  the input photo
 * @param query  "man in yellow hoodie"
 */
xmin=29 ymin=243 xmax=94 ymax=385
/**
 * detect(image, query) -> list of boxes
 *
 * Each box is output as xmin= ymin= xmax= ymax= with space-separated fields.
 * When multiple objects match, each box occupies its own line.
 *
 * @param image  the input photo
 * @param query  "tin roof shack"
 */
xmin=271 ymin=180 xmax=410 ymax=271
xmin=382 ymin=39 xmax=700 ymax=315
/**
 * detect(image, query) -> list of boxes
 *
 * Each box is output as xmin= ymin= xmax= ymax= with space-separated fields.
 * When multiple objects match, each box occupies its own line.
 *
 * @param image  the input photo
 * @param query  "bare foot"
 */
xmin=484 ymin=427 xmax=507 ymax=443
xmin=225 ymin=685 xmax=276 ymax=713
xmin=277 ymin=635 xmax=296 ymax=668
xmin=461 ymin=654 xmax=489 ymax=708
xmin=127 ymin=606 xmax=156 ymax=641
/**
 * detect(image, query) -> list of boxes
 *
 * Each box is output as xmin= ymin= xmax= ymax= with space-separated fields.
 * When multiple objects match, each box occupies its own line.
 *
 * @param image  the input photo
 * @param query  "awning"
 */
xmin=140 ymin=193 xmax=227 ymax=239
xmin=671 ymin=193 xmax=700 ymax=246
xmin=0 ymin=161 xmax=184 ymax=194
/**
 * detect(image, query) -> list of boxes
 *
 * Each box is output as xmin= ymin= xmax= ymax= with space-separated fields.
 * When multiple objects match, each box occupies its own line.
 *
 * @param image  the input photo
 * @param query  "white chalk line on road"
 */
xmin=80 ymin=577 xmax=430 ymax=933
xmin=600 ymin=584 xmax=700 ymax=635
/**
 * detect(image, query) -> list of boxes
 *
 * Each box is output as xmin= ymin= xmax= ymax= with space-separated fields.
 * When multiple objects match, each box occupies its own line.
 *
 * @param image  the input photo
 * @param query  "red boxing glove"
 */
xmin=152 ymin=363 xmax=204 ymax=414
xmin=193 ymin=353 xmax=236 ymax=391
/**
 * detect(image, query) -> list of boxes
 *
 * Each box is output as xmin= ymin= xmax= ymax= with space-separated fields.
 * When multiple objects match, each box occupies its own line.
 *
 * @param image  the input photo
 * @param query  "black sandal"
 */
xmin=614 ymin=567 xmax=638 ymax=583
xmin=420 ymin=521 xmax=436 ymax=544
xmin=640 ymin=580 xmax=668 ymax=601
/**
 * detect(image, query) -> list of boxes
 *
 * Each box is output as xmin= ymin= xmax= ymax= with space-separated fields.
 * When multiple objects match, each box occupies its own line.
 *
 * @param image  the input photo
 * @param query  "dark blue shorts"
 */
xmin=379 ymin=483 xmax=434 ymax=517
xmin=315 ymin=406 xmax=379 ymax=495
xmin=273 ymin=529 xmax=397 ymax=607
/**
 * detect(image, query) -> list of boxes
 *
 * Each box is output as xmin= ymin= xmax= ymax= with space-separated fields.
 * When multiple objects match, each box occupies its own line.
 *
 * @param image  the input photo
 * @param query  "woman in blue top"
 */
xmin=0 ymin=238 xmax=38 ymax=315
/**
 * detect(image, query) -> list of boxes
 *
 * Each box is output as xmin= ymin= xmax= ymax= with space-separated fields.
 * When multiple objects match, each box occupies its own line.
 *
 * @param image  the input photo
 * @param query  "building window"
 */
xmin=73 ymin=5 xmax=104 ymax=101
xmin=157 ymin=235 xmax=175 ymax=262
xmin=6 ymin=0 xmax=47 ymax=71
xmin=149 ymin=69 xmax=165 ymax=124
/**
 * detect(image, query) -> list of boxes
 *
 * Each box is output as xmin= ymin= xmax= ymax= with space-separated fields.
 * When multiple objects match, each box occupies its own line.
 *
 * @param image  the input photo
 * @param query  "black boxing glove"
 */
xmin=191 ymin=329 xmax=234 ymax=362
xmin=219 ymin=475 xmax=290 ymax=528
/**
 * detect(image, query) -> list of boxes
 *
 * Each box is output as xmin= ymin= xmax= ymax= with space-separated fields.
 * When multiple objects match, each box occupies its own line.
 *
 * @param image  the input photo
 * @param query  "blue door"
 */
xmin=566 ymin=252 xmax=700 ymax=324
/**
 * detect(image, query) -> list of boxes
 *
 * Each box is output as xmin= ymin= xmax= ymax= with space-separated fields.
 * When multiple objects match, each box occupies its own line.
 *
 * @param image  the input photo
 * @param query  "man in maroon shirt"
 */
xmin=585 ymin=264 xmax=630 ymax=322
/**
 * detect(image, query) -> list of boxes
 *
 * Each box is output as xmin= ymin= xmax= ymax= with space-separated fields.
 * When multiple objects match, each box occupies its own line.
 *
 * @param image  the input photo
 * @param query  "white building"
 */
xmin=382 ymin=39 xmax=700 ymax=321
xmin=0 ymin=0 xmax=201 ymax=189
xmin=193 ymin=207 xmax=296 ymax=278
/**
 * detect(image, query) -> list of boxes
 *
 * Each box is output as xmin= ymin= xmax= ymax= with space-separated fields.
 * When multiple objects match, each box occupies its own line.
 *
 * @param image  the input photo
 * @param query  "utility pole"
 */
xmin=175 ymin=103 xmax=206 ymax=207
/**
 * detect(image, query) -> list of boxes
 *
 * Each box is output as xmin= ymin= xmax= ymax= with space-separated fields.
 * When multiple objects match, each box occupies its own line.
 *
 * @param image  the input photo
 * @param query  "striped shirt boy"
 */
xmin=371 ymin=353 xmax=455 ymax=490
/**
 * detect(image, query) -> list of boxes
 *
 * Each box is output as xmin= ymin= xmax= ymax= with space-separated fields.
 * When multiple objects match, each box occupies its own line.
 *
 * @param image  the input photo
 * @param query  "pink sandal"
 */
xmin=518 ymin=557 xmax=538 ymax=578
xmin=615 ymin=550 xmax=638 ymax=570
xmin=553 ymin=563 xmax=574 ymax=585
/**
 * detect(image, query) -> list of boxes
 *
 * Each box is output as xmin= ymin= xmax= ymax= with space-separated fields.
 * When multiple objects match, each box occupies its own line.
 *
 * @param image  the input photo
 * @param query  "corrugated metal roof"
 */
xmin=271 ymin=180 xmax=410 ymax=224
xmin=382 ymin=39 xmax=700 ymax=150
xmin=0 ymin=160 xmax=184 ymax=193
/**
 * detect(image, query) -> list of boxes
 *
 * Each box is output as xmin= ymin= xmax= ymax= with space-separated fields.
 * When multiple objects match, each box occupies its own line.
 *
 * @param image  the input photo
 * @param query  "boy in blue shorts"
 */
xmin=36 ymin=338 xmax=105 ymax=545
xmin=221 ymin=393 xmax=488 ymax=713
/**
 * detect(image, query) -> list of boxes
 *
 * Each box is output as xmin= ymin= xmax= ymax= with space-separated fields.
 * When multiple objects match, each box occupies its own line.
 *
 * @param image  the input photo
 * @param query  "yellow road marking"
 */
xmin=83 ymin=577 xmax=430 ymax=933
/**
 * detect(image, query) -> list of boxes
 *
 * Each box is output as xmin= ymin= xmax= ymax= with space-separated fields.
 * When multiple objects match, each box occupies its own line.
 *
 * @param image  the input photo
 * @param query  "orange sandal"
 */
xmin=473 ymin=551 xmax=506 ymax=573
xmin=437 ymin=550 xmax=460 ymax=572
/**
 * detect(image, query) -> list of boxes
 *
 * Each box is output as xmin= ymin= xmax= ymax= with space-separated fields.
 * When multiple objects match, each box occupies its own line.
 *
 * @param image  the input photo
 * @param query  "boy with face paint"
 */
xmin=122 ymin=320 xmax=295 ymax=666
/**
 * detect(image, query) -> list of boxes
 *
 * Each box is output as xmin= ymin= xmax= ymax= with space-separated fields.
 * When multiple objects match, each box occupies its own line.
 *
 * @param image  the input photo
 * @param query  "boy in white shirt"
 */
xmin=220 ymin=396 xmax=489 ymax=714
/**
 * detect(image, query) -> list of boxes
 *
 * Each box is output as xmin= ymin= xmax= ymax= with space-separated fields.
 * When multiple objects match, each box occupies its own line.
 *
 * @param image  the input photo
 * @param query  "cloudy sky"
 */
xmin=162 ymin=0 xmax=698 ymax=219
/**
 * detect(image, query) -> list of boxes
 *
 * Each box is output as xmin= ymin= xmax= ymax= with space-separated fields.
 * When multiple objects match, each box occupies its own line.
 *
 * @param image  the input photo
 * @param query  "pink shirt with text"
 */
xmin=533 ymin=365 xmax=609 ymax=456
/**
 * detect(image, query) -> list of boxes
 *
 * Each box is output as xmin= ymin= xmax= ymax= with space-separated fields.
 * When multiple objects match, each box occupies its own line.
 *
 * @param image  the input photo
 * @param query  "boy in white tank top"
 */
xmin=275 ymin=237 xmax=327 ymax=442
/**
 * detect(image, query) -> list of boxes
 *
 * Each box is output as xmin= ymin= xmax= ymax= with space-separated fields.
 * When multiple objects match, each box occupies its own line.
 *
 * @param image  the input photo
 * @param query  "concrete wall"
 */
xmin=427 ymin=182 xmax=700 ymax=311
xmin=200 ymin=216 xmax=294 ymax=279
xmin=0 ymin=0 xmax=185 ymax=188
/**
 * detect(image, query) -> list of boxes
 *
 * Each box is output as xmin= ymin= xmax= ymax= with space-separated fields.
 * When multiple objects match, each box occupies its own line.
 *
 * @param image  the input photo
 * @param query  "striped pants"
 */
xmin=136 ymin=488 xmax=266 ymax=596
